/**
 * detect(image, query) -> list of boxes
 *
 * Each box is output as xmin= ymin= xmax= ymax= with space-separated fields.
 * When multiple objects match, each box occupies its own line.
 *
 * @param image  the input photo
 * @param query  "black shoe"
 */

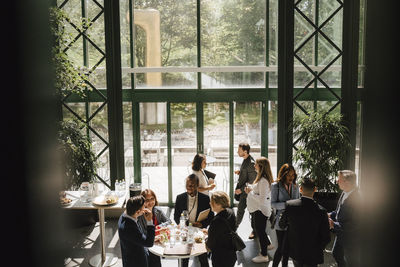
xmin=248 ymin=231 xmax=256 ymax=239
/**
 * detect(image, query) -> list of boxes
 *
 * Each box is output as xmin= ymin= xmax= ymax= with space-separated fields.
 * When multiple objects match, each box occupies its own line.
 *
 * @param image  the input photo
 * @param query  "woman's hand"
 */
xmin=244 ymin=186 xmax=252 ymax=194
xmin=143 ymin=208 xmax=152 ymax=222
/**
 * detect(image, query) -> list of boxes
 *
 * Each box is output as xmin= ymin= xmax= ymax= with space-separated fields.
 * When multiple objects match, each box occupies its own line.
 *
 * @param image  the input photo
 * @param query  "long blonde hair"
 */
xmin=254 ymin=157 xmax=274 ymax=185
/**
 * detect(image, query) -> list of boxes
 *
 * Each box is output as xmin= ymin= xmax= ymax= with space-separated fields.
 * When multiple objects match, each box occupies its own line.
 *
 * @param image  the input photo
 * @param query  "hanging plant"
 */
xmin=293 ymin=109 xmax=351 ymax=193
xmin=49 ymin=6 xmax=90 ymax=99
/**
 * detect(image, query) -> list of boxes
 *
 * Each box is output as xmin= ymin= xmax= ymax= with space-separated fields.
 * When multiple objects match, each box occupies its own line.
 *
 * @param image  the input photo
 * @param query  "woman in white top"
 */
xmin=191 ymin=154 xmax=216 ymax=196
xmin=245 ymin=156 xmax=274 ymax=263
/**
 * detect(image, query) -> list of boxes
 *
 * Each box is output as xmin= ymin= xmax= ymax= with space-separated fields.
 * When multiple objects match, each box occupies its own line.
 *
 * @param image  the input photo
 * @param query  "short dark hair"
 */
xmin=186 ymin=173 xmax=199 ymax=186
xmin=239 ymin=142 xmax=250 ymax=154
xmin=192 ymin=154 xmax=206 ymax=171
xmin=300 ymin=177 xmax=316 ymax=192
xmin=126 ymin=195 xmax=145 ymax=216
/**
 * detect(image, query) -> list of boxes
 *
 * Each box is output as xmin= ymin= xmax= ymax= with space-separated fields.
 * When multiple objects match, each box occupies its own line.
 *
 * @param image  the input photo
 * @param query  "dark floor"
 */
xmin=64 ymin=207 xmax=337 ymax=267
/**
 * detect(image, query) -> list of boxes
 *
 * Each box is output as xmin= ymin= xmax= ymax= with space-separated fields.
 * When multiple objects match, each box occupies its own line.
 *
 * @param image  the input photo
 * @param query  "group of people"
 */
xmin=118 ymin=142 xmax=361 ymax=267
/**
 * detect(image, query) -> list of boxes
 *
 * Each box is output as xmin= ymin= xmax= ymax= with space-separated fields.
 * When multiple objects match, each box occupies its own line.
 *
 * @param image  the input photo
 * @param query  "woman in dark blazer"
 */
xmin=138 ymin=189 xmax=171 ymax=267
xmin=271 ymin=164 xmax=300 ymax=267
xmin=206 ymin=191 xmax=237 ymax=267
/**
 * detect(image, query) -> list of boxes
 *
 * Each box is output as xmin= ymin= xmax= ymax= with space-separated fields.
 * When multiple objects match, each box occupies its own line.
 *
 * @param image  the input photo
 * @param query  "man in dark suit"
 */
xmin=279 ymin=178 xmax=331 ymax=267
xmin=174 ymin=173 xmax=214 ymax=267
xmin=118 ymin=195 xmax=155 ymax=267
xmin=329 ymin=170 xmax=361 ymax=267
xmin=233 ymin=142 xmax=257 ymax=238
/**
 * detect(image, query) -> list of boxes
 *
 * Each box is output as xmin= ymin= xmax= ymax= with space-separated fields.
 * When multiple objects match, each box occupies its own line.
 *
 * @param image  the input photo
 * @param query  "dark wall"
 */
xmin=3 ymin=1 xmax=67 ymax=266
xmin=360 ymin=0 xmax=398 ymax=266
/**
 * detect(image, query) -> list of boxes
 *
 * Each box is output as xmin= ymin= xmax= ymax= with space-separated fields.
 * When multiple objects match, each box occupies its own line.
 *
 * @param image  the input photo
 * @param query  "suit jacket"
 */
xmin=235 ymin=155 xmax=257 ymax=191
xmin=138 ymin=206 xmax=171 ymax=235
xmin=271 ymin=181 xmax=300 ymax=230
xmin=118 ymin=213 xmax=155 ymax=267
xmin=206 ymin=208 xmax=237 ymax=267
xmin=174 ymin=192 xmax=214 ymax=228
xmin=279 ymin=197 xmax=331 ymax=265
xmin=329 ymin=189 xmax=361 ymax=245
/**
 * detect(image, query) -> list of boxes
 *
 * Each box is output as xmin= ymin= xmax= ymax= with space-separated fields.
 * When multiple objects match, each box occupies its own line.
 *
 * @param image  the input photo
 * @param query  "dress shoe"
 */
xmin=252 ymin=254 xmax=269 ymax=263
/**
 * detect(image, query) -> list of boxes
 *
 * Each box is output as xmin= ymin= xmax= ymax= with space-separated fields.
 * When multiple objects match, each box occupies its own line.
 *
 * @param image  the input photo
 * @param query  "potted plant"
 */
xmin=292 ymin=109 xmax=351 ymax=211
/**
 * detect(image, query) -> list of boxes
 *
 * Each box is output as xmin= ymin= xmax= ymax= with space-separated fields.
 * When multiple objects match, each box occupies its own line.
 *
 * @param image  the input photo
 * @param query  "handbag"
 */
xmin=269 ymin=183 xmax=279 ymax=229
xmin=220 ymin=216 xmax=246 ymax=251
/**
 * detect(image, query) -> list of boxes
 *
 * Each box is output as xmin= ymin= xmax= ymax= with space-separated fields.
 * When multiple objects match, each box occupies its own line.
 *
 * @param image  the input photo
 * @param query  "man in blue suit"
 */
xmin=329 ymin=170 xmax=361 ymax=267
xmin=174 ymin=173 xmax=214 ymax=267
xmin=118 ymin=195 xmax=155 ymax=267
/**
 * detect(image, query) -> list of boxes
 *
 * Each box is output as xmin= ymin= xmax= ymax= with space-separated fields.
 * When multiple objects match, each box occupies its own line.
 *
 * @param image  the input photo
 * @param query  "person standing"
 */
xmin=328 ymin=170 xmax=361 ymax=267
xmin=118 ymin=195 xmax=155 ymax=267
xmin=174 ymin=174 xmax=214 ymax=267
xmin=271 ymin=164 xmax=300 ymax=267
xmin=192 ymin=153 xmax=216 ymax=196
xmin=234 ymin=142 xmax=257 ymax=238
xmin=279 ymin=178 xmax=331 ymax=267
xmin=245 ymin=157 xmax=274 ymax=263
xmin=138 ymin=189 xmax=170 ymax=267
xmin=205 ymin=191 xmax=237 ymax=267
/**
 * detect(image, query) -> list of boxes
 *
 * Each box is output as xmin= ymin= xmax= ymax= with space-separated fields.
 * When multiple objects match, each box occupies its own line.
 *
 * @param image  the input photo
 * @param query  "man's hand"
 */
xmin=143 ymin=208 xmax=152 ymax=222
xmin=328 ymin=218 xmax=334 ymax=229
xmin=235 ymin=188 xmax=242 ymax=195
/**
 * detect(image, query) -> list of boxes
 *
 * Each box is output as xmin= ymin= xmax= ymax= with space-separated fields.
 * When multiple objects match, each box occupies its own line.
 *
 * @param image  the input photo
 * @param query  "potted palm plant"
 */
xmin=292 ymin=109 xmax=351 ymax=211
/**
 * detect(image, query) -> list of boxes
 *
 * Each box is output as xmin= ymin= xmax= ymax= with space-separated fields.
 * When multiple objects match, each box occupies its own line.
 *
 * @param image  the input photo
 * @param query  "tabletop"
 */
xmin=61 ymin=190 xmax=127 ymax=210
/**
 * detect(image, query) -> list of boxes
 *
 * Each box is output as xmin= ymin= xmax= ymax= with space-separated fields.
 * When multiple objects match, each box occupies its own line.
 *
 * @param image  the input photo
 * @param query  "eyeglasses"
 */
xmin=145 ymin=197 xmax=155 ymax=202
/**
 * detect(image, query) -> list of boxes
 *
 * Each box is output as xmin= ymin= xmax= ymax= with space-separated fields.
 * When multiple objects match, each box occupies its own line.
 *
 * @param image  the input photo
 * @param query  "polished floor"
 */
xmin=64 ymin=207 xmax=337 ymax=267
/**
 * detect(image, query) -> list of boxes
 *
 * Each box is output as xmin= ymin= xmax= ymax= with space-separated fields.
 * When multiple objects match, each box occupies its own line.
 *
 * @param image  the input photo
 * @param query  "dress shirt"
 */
xmin=188 ymin=193 xmax=198 ymax=223
xmin=246 ymin=178 xmax=272 ymax=217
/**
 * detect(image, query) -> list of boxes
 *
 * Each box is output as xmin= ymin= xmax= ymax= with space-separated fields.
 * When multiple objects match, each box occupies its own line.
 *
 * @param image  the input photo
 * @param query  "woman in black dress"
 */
xmin=205 ymin=191 xmax=237 ymax=267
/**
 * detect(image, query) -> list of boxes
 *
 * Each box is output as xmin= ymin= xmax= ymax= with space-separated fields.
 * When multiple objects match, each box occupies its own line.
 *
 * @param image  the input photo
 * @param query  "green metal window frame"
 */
xmin=60 ymin=0 xmax=362 ymax=207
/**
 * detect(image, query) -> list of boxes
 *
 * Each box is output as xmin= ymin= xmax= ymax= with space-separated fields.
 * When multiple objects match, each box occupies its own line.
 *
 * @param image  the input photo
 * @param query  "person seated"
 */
xmin=138 ymin=189 xmax=171 ymax=267
xmin=118 ymin=195 xmax=155 ymax=267
xmin=192 ymin=154 xmax=216 ymax=196
xmin=174 ymin=174 xmax=214 ymax=267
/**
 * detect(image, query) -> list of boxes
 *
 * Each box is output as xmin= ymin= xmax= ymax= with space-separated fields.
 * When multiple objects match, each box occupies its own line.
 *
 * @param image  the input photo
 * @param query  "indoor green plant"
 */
xmin=292 ymin=109 xmax=351 ymax=210
xmin=57 ymin=119 xmax=98 ymax=190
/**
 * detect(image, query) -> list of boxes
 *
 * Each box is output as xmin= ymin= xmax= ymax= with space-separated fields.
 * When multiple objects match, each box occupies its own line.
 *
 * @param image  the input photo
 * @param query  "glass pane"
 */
xmin=134 ymin=72 xmax=197 ymax=89
xmin=89 ymin=102 xmax=110 ymax=185
xmin=204 ymin=103 xmax=230 ymax=193
xmin=201 ymin=0 xmax=266 ymax=67
xmin=234 ymin=102 xmax=262 ymax=188
xmin=123 ymin=102 xmax=134 ymax=185
xmin=133 ymin=0 xmax=197 ymax=67
xmin=201 ymin=72 xmax=264 ymax=89
xmin=171 ymin=103 xmax=197 ymax=200
xmin=268 ymin=101 xmax=278 ymax=176
xmin=140 ymin=102 xmax=168 ymax=203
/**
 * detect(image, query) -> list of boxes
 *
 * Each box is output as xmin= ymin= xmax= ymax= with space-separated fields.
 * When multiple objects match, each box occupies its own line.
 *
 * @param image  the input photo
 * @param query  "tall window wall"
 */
xmin=59 ymin=0 xmax=362 ymax=205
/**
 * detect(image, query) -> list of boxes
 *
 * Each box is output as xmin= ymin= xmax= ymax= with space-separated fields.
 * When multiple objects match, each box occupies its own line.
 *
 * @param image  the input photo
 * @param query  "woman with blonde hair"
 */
xmin=205 ymin=191 xmax=237 ymax=267
xmin=245 ymin=157 xmax=274 ymax=263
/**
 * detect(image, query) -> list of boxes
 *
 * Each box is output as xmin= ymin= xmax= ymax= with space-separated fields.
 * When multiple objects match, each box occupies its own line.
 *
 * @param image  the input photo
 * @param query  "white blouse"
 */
xmin=247 ymin=177 xmax=272 ymax=217
xmin=193 ymin=170 xmax=209 ymax=196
